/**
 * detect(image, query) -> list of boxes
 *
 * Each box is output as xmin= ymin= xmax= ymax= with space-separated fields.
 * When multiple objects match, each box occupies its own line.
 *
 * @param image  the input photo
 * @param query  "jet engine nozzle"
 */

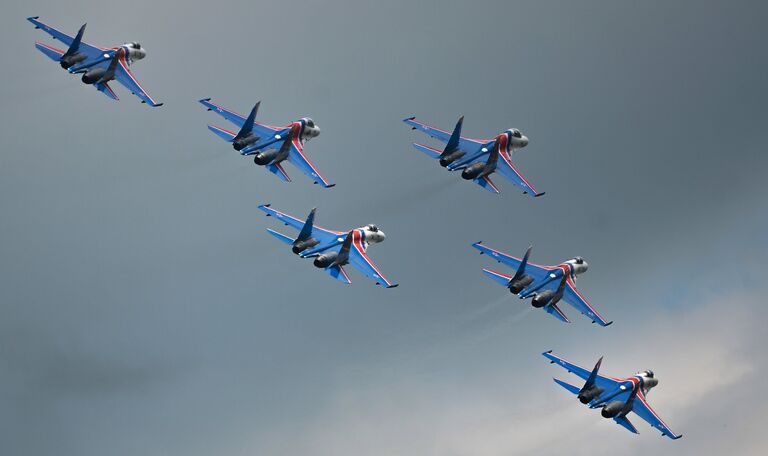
xmin=81 ymin=68 xmax=106 ymax=84
xmin=314 ymin=252 xmax=339 ymax=268
xmin=439 ymin=150 xmax=465 ymax=167
xmin=601 ymin=401 xmax=624 ymax=418
xmin=578 ymin=386 xmax=604 ymax=404
xmin=292 ymin=238 xmax=319 ymax=254
xmin=461 ymin=162 xmax=486 ymax=180
xmin=233 ymin=134 xmax=258 ymax=152
xmin=531 ymin=290 xmax=554 ymax=308
xmin=253 ymin=149 xmax=279 ymax=165
xmin=60 ymin=52 xmax=87 ymax=69
xmin=508 ymin=275 xmax=534 ymax=294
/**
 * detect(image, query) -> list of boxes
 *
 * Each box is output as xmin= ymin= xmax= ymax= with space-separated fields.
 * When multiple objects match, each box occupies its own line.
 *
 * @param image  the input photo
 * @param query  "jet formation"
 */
xmin=27 ymin=15 xmax=683 ymax=443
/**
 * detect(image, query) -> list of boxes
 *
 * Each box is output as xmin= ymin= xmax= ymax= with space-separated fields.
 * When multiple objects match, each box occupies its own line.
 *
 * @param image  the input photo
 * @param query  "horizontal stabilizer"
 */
xmin=35 ymin=42 xmax=64 ymax=61
xmin=474 ymin=175 xmax=500 ymax=194
xmin=95 ymin=82 xmax=119 ymax=101
xmin=266 ymin=163 xmax=291 ymax=182
xmin=207 ymin=125 xmax=236 ymax=142
xmin=266 ymin=229 xmax=295 ymax=246
xmin=545 ymin=303 xmax=571 ymax=323
xmin=412 ymin=143 xmax=442 ymax=159
xmin=553 ymin=378 xmax=581 ymax=395
xmin=481 ymin=268 xmax=512 ymax=287
xmin=615 ymin=416 xmax=639 ymax=434
xmin=326 ymin=264 xmax=352 ymax=284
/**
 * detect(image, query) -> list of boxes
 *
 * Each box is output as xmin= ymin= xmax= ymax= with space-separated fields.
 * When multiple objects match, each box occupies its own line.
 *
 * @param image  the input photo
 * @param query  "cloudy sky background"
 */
xmin=1 ymin=1 xmax=767 ymax=454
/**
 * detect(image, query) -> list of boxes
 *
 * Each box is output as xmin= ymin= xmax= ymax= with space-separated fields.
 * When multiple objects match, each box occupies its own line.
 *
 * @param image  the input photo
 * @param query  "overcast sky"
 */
xmin=1 ymin=1 xmax=767 ymax=455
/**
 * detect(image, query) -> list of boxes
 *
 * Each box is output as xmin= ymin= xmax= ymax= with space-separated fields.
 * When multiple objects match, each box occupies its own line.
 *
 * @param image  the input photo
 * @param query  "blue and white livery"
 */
xmin=472 ymin=242 xmax=611 ymax=326
xmin=403 ymin=116 xmax=543 ymax=196
xmin=27 ymin=17 xmax=162 ymax=106
xmin=258 ymin=205 xmax=397 ymax=288
xmin=543 ymin=351 xmax=682 ymax=440
xmin=200 ymin=99 xmax=333 ymax=187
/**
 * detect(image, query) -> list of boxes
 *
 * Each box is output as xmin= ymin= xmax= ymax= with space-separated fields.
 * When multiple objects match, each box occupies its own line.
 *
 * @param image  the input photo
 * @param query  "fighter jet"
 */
xmin=543 ymin=351 xmax=682 ymax=440
xmin=27 ymin=17 xmax=162 ymax=106
xmin=403 ymin=116 xmax=543 ymax=196
xmin=258 ymin=205 xmax=397 ymax=288
xmin=200 ymin=99 xmax=333 ymax=187
xmin=472 ymin=242 xmax=611 ymax=326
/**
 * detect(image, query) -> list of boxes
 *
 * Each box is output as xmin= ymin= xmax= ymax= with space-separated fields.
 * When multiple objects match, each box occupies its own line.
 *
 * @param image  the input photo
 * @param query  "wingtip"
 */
xmin=27 ymin=16 xmax=40 ymax=21
xmin=543 ymin=350 xmax=553 ymax=355
xmin=152 ymin=103 xmax=164 ymax=107
xmin=604 ymin=321 xmax=614 ymax=327
xmin=198 ymin=97 xmax=212 ymax=103
xmin=403 ymin=116 xmax=416 ymax=122
xmin=535 ymin=192 xmax=546 ymax=197
xmin=325 ymin=183 xmax=336 ymax=188
xmin=386 ymin=283 xmax=400 ymax=289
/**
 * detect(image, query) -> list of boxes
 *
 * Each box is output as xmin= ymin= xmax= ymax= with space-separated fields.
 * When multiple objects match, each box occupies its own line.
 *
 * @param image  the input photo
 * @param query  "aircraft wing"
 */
xmin=112 ymin=55 xmax=162 ymax=106
xmin=285 ymin=134 xmax=334 ymax=188
xmin=198 ymin=98 xmax=281 ymax=139
xmin=472 ymin=242 xmax=551 ymax=282
xmin=403 ymin=117 xmax=485 ymax=154
xmin=543 ymin=351 xmax=619 ymax=392
xmin=562 ymin=278 xmax=612 ymax=326
xmin=27 ymin=17 xmax=104 ymax=60
xmin=346 ymin=230 xmax=398 ymax=288
xmin=257 ymin=204 xmax=341 ymax=245
xmin=632 ymin=391 xmax=682 ymax=440
xmin=495 ymin=150 xmax=544 ymax=197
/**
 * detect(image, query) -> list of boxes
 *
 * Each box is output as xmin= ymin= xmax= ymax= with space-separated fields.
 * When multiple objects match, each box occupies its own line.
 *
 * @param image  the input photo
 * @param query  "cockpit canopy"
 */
xmin=510 ymin=129 xmax=522 ymax=138
xmin=129 ymin=42 xmax=141 ymax=49
xmin=305 ymin=118 xmax=315 ymax=128
xmin=574 ymin=256 xmax=585 ymax=264
xmin=367 ymin=224 xmax=379 ymax=232
xmin=641 ymin=370 xmax=654 ymax=378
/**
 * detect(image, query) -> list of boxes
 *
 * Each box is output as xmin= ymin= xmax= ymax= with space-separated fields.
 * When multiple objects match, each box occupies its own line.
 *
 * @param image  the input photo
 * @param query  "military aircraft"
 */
xmin=200 ymin=99 xmax=333 ymax=187
xmin=472 ymin=242 xmax=611 ymax=326
xmin=258 ymin=205 xmax=397 ymax=288
xmin=543 ymin=351 xmax=682 ymax=440
xmin=403 ymin=116 xmax=543 ymax=196
xmin=27 ymin=17 xmax=162 ymax=106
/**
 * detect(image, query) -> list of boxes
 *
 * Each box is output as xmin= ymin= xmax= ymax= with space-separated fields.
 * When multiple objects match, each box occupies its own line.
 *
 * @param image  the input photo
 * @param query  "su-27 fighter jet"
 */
xmin=543 ymin=351 xmax=682 ymax=440
xmin=27 ymin=17 xmax=162 ymax=106
xmin=258 ymin=205 xmax=397 ymax=288
xmin=472 ymin=242 xmax=611 ymax=326
xmin=403 ymin=116 xmax=543 ymax=196
xmin=200 ymin=99 xmax=333 ymax=187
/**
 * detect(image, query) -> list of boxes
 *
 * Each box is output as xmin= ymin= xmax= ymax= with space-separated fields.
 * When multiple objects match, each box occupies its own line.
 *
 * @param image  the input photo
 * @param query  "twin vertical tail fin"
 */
xmin=440 ymin=115 xmax=464 ymax=158
xmin=97 ymin=51 xmax=121 ymax=83
xmin=551 ymin=274 xmax=568 ymax=306
xmin=510 ymin=245 xmax=532 ymax=283
xmin=580 ymin=356 xmax=603 ymax=394
xmin=234 ymin=102 xmax=260 ymax=141
xmin=331 ymin=231 xmax=354 ymax=267
xmin=485 ymin=137 xmax=500 ymax=172
xmin=64 ymin=23 xmax=86 ymax=57
xmin=296 ymin=208 xmax=316 ymax=242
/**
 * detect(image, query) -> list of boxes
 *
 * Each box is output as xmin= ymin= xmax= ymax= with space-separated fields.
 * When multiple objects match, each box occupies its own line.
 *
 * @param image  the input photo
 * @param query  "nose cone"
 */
xmin=582 ymin=260 xmax=589 ymax=272
xmin=521 ymin=135 xmax=529 ymax=147
xmin=377 ymin=230 xmax=386 ymax=241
